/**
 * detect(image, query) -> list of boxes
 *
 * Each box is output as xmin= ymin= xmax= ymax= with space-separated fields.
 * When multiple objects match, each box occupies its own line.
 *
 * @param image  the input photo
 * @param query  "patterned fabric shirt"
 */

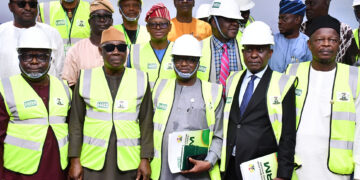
xmin=212 ymin=36 xmax=239 ymax=82
xmin=301 ymin=21 xmax=357 ymax=65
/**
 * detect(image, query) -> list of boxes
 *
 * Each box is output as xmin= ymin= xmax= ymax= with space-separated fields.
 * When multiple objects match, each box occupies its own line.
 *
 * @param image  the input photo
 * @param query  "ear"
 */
xmin=146 ymin=24 xmax=150 ymax=33
xmin=9 ymin=2 xmax=14 ymax=13
xmin=98 ymin=46 xmax=103 ymax=55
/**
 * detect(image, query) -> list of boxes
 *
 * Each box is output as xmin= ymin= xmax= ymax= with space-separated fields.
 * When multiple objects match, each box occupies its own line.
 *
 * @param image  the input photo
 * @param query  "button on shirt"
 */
xmin=232 ymin=66 xmax=268 ymax=156
xmin=212 ymin=37 xmax=239 ymax=82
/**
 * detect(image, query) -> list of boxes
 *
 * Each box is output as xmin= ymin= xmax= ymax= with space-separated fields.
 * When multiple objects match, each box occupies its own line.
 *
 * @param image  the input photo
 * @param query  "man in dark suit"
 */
xmin=220 ymin=21 xmax=297 ymax=180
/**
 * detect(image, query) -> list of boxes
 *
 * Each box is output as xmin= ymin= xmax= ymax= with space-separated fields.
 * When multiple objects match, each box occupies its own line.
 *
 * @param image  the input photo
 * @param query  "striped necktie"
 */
xmin=219 ymin=44 xmax=229 ymax=94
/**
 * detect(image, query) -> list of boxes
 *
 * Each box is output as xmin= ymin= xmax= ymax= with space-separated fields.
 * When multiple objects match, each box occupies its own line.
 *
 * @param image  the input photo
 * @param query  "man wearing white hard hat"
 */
xmin=150 ymin=34 xmax=224 ymax=180
xmin=221 ymin=21 xmax=297 ymax=180
xmin=201 ymin=0 xmax=245 ymax=93
xmin=236 ymin=0 xmax=255 ymax=38
xmin=0 ymin=27 xmax=71 ymax=180
xmin=196 ymin=4 xmax=212 ymax=23
xmin=353 ymin=0 xmax=360 ymax=61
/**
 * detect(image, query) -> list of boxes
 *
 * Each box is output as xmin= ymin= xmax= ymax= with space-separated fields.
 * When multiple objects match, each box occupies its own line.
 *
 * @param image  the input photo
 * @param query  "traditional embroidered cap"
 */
xmin=145 ymin=3 xmax=171 ymax=22
xmin=90 ymin=0 xmax=114 ymax=13
xmin=307 ymin=15 xmax=341 ymax=36
xmin=279 ymin=0 xmax=306 ymax=16
xmin=100 ymin=26 xmax=126 ymax=44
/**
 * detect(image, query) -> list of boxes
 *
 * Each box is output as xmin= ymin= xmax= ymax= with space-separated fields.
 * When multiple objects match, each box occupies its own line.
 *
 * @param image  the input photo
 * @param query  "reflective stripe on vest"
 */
xmin=220 ymin=70 xmax=296 ymax=171
xmin=40 ymin=0 xmax=90 ymax=46
xmin=286 ymin=62 xmax=360 ymax=174
xmin=0 ymin=75 xmax=70 ymax=175
xmin=130 ymin=42 xmax=175 ymax=90
xmin=150 ymin=79 xmax=222 ymax=180
xmin=79 ymin=67 xmax=147 ymax=171
xmin=201 ymin=36 xmax=244 ymax=83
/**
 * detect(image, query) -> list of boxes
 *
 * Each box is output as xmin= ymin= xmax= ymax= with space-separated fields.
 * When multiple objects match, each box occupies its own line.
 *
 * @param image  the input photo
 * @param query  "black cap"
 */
xmin=306 ymin=15 xmax=340 ymax=36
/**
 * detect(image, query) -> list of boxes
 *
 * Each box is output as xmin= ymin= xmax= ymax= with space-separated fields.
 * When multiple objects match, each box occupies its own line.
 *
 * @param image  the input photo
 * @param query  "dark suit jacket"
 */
xmin=223 ymin=67 xmax=296 ymax=180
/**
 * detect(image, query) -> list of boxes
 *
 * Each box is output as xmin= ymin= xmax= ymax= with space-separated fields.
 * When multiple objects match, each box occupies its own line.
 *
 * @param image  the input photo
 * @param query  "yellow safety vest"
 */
xmin=200 ymin=36 xmax=245 ymax=83
xmin=114 ymin=24 xmax=150 ymax=45
xmin=151 ymin=78 xmax=223 ymax=180
xmin=354 ymin=29 xmax=359 ymax=62
xmin=0 ymin=75 xmax=71 ymax=175
xmin=78 ymin=67 xmax=147 ymax=171
xmin=39 ymin=0 xmax=90 ymax=48
xmin=286 ymin=61 xmax=360 ymax=174
xmin=220 ymin=69 xmax=296 ymax=172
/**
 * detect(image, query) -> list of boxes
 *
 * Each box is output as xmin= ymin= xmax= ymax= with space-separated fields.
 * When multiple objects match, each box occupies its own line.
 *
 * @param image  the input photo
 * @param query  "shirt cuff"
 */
xmin=205 ymin=151 xmax=218 ymax=168
xmin=354 ymin=164 xmax=360 ymax=179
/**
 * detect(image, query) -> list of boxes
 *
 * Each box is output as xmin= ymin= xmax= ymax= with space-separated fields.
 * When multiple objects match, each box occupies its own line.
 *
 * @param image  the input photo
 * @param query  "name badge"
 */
xmin=198 ymin=65 xmax=207 ymax=72
xmin=295 ymin=89 xmax=302 ymax=96
xmin=96 ymin=101 xmax=109 ymax=109
xmin=24 ymin=100 xmax=38 ymax=108
xmin=147 ymin=63 xmax=158 ymax=70
xmin=226 ymin=97 xmax=233 ymax=104
xmin=55 ymin=19 xmax=65 ymax=26
xmin=157 ymin=103 xmax=168 ymax=110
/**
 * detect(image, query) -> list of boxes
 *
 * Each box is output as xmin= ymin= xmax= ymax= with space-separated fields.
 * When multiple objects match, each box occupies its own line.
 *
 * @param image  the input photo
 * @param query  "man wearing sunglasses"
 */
xmin=0 ymin=0 xmax=65 ymax=79
xmin=62 ymin=0 xmax=114 ymax=88
xmin=168 ymin=0 xmax=212 ymax=41
xmin=0 ymin=27 xmax=71 ymax=180
xmin=128 ymin=3 xmax=174 ymax=90
xmin=114 ymin=0 xmax=150 ymax=45
xmin=68 ymin=26 xmax=153 ymax=180
xmin=39 ymin=0 xmax=90 ymax=53
xmin=151 ymin=34 xmax=223 ymax=180
xmin=200 ymin=0 xmax=245 ymax=90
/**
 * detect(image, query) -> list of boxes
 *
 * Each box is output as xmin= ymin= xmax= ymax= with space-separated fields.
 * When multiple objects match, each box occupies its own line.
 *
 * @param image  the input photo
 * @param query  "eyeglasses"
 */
xmin=175 ymin=0 xmax=194 ymax=3
xmin=11 ymin=1 xmax=38 ymax=9
xmin=102 ymin=44 xmax=127 ymax=53
xmin=90 ymin=14 xmax=112 ymax=22
xmin=147 ymin=22 xmax=170 ymax=29
xmin=18 ymin=53 xmax=51 ymax=63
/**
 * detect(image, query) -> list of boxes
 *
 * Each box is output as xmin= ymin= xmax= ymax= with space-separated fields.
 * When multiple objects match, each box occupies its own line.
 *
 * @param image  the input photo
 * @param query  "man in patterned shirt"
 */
xmin=301 ymin=0 xmax=357 ymax=65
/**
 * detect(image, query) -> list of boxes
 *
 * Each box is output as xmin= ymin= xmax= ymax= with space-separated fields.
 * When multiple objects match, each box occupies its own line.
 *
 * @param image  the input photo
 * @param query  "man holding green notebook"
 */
xmin=150 ymin=34 xmax=224 ymax=180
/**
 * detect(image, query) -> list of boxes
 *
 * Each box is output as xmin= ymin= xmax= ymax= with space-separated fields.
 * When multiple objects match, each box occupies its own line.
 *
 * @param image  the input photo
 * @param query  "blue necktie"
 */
xmin=239 ymin=75 xmax=257 ymax=117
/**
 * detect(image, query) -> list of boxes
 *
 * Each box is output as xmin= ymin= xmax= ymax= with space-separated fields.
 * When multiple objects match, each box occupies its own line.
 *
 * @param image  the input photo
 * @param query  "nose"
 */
xmin=250 ymin=50 xmax=259 ymax=58
xmin=24 ymin=2 xmax=31 ymax=10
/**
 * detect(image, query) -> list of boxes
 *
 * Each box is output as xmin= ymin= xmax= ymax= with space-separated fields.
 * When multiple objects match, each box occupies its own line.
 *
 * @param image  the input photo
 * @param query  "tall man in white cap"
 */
xmin=201 ymin=0 xmax=245 ymax=91
xmin=150 ymin=34 xmax=224 ymax=180
xmin=0 ymin=0 xmax=64 ymax=78
xmin=0 ymin=27 xmax=71 ymax=180
xmin=221 ymin=21 xmax=297 ymax=180
xmin=286 ymin=15 xmax=360 ymax=180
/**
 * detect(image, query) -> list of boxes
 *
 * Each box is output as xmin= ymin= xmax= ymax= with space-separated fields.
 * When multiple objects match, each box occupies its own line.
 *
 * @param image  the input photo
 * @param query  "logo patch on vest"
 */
xmin=337 ymin=92 xmax=350 ymax=102
xmin=226 ymin=97 xmax=233 ymax=104
xmin=55 ymin=98 xmax=65 ymax=106
xmin=270 ymin=96 xmax=281 ymax=105
xmin=212 ymin=2 xmax=221 ymax=8
xmin=55 ymin=19 xmax=65 ymax=26
xmin=116 ymin=100 xmax=128 ymax=110
xmin=198 ymin=65 xmax=207 ymax=72
xmin=157 ymin=103 xmax=167 ymax=110
xmin=24 ymin=100 xmax=37 ymax=108
xmin=76 ymin=20 xmax=85 ymax=27
xmin=295 ymin=89 xmax=302 ymax=96
xmin=96 ymin=101 xmax=109 ymax=109
xmin=164 ymin=62 xmax=174 ymax=70
xmin=147 ymin=63 xmax=158 ymax=70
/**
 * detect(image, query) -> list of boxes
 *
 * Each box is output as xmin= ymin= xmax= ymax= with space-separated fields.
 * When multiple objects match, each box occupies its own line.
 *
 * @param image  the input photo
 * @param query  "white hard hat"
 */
xmin=353 ymin=0 xmax=360 ymax=7
xmin=209 ymin=0 xmax=243 ymax=20
xmin=196 ymin=4 xmax=212 ymax=19
xmin=17 ymin=27 xmax=52 ymax=50
xmin=241 ymin=21 xmax=274 ymax=45
xmin=237 ymin=0 xmax=255 ymax=11
xmin=172 ymin=34 xmax=202 ymax=57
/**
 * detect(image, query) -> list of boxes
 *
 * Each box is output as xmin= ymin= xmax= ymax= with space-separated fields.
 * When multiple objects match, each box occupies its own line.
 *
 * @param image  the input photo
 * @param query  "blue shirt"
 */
xmin=212 ymin=36 xmax=239 ymax=82
xmin=154 ymin=48 xmax=167 ymax=62
xmin=269 ymin=32 xmax=312 ymax=73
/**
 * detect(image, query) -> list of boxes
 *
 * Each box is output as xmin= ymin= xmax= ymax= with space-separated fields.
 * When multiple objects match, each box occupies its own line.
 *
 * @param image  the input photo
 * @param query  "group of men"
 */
xmin=0 ymin=0 xmax=360 ymax=180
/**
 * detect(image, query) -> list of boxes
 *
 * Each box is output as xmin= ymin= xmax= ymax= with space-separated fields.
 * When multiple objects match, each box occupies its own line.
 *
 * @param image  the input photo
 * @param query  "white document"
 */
xmin=240 ymin=153 xmax=278 ymax=180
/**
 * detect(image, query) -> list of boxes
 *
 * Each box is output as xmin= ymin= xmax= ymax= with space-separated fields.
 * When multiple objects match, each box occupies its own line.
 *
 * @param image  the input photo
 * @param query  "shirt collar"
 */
xmin=212 ymin=36 xmax=235 ymax=50
xmin=244 ymin=65 xmax=268 ymax=80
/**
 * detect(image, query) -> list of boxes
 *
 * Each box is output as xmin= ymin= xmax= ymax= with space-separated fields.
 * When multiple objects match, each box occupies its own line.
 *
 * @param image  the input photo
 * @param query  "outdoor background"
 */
xmin=0 ymin=0 xmax=357 ymax=33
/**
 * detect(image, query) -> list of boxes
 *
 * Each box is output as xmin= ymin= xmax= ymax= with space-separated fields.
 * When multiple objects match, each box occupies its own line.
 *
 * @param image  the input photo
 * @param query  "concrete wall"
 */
xmin=0 ymin=0 xmax=357 ymax=33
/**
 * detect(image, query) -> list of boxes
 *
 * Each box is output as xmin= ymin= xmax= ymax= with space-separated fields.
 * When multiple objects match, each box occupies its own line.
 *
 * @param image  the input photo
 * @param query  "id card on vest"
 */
xmin=240 ymin=153 xmax=278 ymax=180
